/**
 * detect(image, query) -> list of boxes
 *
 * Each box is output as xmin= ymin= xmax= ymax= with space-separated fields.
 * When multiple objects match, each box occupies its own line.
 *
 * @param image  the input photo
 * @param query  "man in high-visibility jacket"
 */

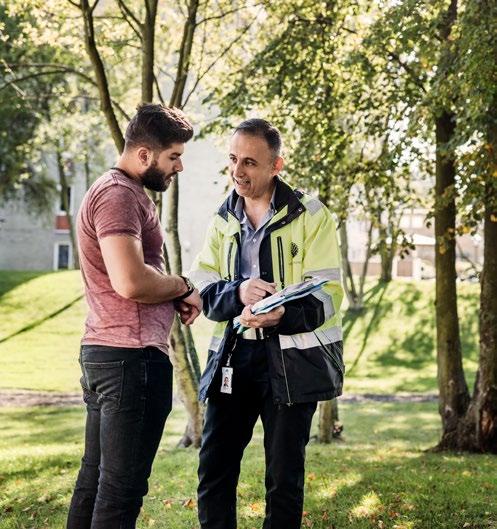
xmin=189 ymin=119 xmax=344 ymax=529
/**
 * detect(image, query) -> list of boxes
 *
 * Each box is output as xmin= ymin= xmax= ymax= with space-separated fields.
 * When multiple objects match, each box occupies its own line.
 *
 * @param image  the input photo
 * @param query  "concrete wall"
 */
xmin=0 ymin=137 xmax=228 ymax=271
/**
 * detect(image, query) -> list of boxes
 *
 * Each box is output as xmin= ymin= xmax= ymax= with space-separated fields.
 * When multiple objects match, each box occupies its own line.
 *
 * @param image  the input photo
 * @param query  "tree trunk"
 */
xmin=318 ymin=399 xmax=342 ymax=443
xmin=165 ymin=0 xmax=203 ymax=447
xmin=432 ymin=0 xmax=471 ymax=451
xmin=378 ymin=211 xmax=397 ymax=283
xmin=170 ymin=0 xmax=199 ymax=110
xmin=456 ymin=193 xmax=497 ymax=452
xmin=472 ymin=181 xmax=497 ymax=451
xmin=80 ymin=0 xmax=124 ymax=153
xmin=453 ymin=110 xmax=497 ymax=451
xmin=378 ymin=225 xmax=393 ymax=282
xmin=358 ymin=220 xmax=373 ymax=304
xmin=169 ymin=318 xmax=204 ymax=448
xmin=56 ymin=150 xmax=79 ymax=270
xmin=141 ymin=0 xmax=158 ymax=103
xmin=433 ymin=109 xmax=470 ymax=450
xmin=339 ymin=219 xmax=372 ymax=312
xmin=339 ymin=221 xmax=359 ymax=309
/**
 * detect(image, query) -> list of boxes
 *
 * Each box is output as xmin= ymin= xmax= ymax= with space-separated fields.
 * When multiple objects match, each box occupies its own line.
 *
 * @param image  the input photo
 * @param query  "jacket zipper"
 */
xmin=280 ymin=349 xmax=293 ymax=405
xmin=233 ymin=232 xmax=241 ymax=279
xmin=314 ymin=332 xmax=344 ymax=377
xmin=226 ymin=241 xmax=233 ymax=280
xmin=277 ymin=236 xmax=285 ymax=289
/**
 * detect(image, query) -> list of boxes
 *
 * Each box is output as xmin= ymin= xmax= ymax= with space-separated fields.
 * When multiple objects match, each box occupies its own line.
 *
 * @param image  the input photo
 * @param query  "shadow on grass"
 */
xmin=343 ymin=281 xmax=389 ymax=343
xmin=0 ymin=294 xmax=84 ymax=344
xmin=346 ymin=282 xmax=391 ymax=374
xmin=0 ymin=406 xmax=84 ymax=447
xmin=2 ymin=402 xmax=496 ymax=529
xmin=300 ymin=450 xmax=497 ymax=529
xmin=0 ymin=270 xmax=51 ymax=299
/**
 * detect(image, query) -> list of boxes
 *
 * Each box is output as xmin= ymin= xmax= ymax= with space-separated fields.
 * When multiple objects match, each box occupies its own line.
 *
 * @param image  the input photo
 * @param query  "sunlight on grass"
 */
xmin=1 ymin=402 xmax=497 ymax=528
xmin=350 ymin=490 xmax=383 ymax=519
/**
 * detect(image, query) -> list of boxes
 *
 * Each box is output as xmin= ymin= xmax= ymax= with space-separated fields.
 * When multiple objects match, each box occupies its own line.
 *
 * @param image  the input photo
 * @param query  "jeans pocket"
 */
xmin=81 ymin=360 xmax=125 ymax=414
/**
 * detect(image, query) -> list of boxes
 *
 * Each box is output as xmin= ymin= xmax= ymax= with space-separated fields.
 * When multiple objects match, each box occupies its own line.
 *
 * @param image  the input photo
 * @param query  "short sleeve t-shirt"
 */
xmin=77 ymin=169 xmax=175 ymax=353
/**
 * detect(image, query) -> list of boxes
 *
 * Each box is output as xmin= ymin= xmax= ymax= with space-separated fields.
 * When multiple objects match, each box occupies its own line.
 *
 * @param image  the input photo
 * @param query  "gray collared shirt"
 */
xmin=234 ymin=190 xmax=276 ymax=279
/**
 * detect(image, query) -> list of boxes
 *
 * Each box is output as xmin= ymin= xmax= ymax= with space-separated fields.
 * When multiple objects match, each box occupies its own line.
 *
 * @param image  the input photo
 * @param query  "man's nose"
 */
xmin=175 ymin=159 xmax=184 ymax=173
xmin=232 ymin=161 xmax=243 ymax=177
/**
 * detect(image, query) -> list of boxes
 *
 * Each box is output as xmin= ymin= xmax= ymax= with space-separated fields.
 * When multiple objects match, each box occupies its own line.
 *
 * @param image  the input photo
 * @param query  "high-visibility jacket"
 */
xmin=190 ymin=177 xmax=344 ymax=404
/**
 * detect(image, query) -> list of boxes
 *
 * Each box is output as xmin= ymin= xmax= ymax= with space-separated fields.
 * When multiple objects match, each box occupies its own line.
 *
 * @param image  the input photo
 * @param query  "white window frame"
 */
xmin=53 ymin=242 xmax=72 ymax=270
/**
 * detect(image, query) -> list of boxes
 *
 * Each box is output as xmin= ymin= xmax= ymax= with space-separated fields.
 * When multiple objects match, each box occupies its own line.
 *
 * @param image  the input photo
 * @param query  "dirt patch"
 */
xmin=0 ymin=390 xmax=82 ymax=407
xmin=0 ymin=390 xmax=438 ymax=408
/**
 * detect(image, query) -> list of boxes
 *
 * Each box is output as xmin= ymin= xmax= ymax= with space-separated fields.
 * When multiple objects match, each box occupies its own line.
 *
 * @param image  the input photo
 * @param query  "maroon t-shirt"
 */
xmin=77 ymin=169 xmax=175 ymax=353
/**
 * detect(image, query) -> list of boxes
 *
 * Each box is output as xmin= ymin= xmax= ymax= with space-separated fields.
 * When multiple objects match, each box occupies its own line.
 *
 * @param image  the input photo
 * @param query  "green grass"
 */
xmin=1 ymin=402 xmax=496 ymax=529
xmin=0 ymin=271 xmax=479 ymax=394
xmin=0 ymin=271 xmax=492 ymax=528
xmin=342 ymin=280 xmax=479 ymax=394
xmin=0 ymin=270 xmax=213 ymax=392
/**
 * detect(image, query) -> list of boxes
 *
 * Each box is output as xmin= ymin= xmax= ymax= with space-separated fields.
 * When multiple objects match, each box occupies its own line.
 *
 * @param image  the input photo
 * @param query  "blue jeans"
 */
xmin=67 ymin=345 xmax=173 ymax=529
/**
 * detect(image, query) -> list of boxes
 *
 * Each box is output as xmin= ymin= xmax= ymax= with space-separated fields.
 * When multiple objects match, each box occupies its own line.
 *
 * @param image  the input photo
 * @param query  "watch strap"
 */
xmin=174 ymin=275 xmax=195 ymax=301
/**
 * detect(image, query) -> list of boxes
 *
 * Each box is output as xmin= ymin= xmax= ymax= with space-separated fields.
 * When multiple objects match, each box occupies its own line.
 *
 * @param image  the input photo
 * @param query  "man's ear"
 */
xmin=272 ymin=156 xmax=284 ymax=176
xmin=137 ymin=147 xmax=152 ymax=167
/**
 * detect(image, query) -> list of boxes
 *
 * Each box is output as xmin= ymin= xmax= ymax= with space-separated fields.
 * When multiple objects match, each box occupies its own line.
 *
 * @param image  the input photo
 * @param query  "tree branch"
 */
xmin=170 ymin=0 xmax=200 ymax=107
xmin=183 ymin=9 xmax=261 ymax=108
xmin=90 ymin=0 xmax=101 ymax=13
xmin=153 ymin=73 xmax=166 ymax=105
xmin=116 ymin=0 xmax=143 ymax=39
xmin=80 ymin=0 xmax=124 ymax=151
xmin=387 ymin=51 xmax=427 ymax=94
xmin=4 ymin=63 xmax=131 ymax=121
xmin=197 ymin=2 xmax=264 ymax=25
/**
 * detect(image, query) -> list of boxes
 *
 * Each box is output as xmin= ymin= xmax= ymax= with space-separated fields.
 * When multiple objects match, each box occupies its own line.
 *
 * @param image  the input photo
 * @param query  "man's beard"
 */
xmin=141 ymin=162 xmax=176 ymax=192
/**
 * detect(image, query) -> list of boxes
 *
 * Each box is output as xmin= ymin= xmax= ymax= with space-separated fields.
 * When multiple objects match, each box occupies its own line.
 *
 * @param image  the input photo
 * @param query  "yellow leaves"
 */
xmin=182 ymin=498 xmax=196 ymax=509
xmin=249 ymin=501 xmax=264 ymax=514
xmin=160 ymin=497 xmax=196 ymax=509
xmin=490 ymin=214 xmax=497 ymax=222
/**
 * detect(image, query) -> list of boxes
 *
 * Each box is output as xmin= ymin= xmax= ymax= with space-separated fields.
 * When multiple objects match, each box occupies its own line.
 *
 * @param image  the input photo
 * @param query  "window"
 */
xmin=59 ymin=186 xmax=72 ymax=214
xmin=54 ymin=243 xmax=71 ymax=270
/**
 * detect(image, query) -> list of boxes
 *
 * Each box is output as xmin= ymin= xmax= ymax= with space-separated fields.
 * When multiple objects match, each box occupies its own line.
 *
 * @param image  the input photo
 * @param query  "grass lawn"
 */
xmin=1 ymin=401 xmax=496 ymax=529
xmin=0 ymin=271 xmax=492 ymax=529
xmin=0 ymin=270 xmax=480 ymax=394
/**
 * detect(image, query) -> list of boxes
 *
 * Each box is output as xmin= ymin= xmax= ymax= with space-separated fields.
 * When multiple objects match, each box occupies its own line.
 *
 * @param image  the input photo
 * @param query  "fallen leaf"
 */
xmin=182 ymin=498 xmax=196 ymax=509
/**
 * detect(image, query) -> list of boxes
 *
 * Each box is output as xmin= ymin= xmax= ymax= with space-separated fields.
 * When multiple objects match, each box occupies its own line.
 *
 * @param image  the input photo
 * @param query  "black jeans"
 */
xmin=67 ymin=345 xmax=173 ymax=529
xmin=197 ymin=339 xmax=317 ymax=529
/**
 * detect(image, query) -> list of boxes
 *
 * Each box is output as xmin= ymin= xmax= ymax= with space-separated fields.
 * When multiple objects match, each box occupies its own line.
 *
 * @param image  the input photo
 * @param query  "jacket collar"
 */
xmin=217 ymin=177 xmax=303 ymax=222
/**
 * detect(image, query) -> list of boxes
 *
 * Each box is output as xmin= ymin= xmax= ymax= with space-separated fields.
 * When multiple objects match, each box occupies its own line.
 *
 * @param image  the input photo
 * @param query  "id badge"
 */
xmin=220 ymin=366 xmax=233 ymax=394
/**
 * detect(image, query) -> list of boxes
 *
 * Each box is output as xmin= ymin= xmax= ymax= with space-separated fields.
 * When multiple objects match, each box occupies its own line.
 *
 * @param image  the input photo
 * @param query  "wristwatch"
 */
xmin=174 ymin=275 xmax=195 ymax=301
